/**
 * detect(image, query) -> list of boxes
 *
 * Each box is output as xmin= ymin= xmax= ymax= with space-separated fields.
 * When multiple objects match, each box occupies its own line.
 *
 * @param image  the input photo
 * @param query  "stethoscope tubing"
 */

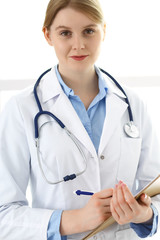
xmin=100 ymin=68 xmax=133 ymax=122
xmin=34 ymin=68 xmax=134 ymax=138
xmin=33 ymin=67 xmax=139 ymax=184
xmin=34 ymin=68 xmax=52 ymax=112
xmin=35 ymin=126 xmax=87 ymax=184
xmin=34 ymin=111 xmax=65 ymax=139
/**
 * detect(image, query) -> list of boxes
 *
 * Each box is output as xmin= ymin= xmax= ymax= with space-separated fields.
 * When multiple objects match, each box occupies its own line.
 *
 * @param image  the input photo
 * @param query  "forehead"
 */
xmin=51 ymin=7 xmax=98 ymax=29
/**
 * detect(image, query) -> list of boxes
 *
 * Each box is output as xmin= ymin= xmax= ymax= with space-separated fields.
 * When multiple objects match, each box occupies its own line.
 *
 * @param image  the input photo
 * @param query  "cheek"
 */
xmin=53 ymin=41 xmax=69 ymax=58
xmin=90 ymin=37 xmax=102 ymax=56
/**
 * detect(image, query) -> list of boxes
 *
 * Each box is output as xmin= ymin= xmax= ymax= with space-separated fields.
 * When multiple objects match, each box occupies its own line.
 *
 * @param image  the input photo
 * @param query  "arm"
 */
xmin=47 ymin=189 xmax=113 ymax=238
xmin=0 ymin=97 xmax=53 ymax=240
xmin=47 ymin=210 xmax=67 ymax=240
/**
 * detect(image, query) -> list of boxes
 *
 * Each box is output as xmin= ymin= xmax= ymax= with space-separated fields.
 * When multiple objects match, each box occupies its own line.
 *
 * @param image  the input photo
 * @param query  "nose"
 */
xmin=72 ymin=35 xmax=85 ymax=50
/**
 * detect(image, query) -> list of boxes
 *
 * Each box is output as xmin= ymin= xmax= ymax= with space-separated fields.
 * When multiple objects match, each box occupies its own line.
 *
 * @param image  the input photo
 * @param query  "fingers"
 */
xmin=111 ymin=181 xmax=139 ymax=224
xmin=139 ymin=193 xmax=151 ymax=207
xmin=99 ymin=198 xmax=112 ymax=207
xmin=116 ymin=183 xmax=132 ymax=213
xmin=89 ymin=188 xmax=113 ymax=216
xmin=110 ymin=181 xmax=153 ymax=225
xmin=94 ymin=188 xmax=113 ymax=199
xmin=111 ymin=182 xmax=133 ymax=223
xmin=92 ymin=194 xmax=112 ymax=212
xmin=121 ymin=182 xmax=139 ymax=212
xmin=92 ymin=188 xmax=113 ymax=210
xmin=110 ymin=186 xmax=122 ymax=221
xmin=88 ymin=183 xmax=152 ymax=226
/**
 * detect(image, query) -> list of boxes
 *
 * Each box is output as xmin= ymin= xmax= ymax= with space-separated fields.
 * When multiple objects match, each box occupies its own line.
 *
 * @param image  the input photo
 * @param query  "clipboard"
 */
xmin=82 ymin=175 xmax=160 ymax=240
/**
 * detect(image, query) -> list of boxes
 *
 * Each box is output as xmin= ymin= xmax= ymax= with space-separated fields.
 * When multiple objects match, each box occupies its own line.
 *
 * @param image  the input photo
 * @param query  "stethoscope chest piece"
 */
xmin=124 ymin=121 xmax=139 ymax=138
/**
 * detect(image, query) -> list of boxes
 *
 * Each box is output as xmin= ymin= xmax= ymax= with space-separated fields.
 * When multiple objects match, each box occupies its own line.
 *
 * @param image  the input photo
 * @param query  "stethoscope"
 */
xmin=34 ymin=68 xmax=139 ymax=185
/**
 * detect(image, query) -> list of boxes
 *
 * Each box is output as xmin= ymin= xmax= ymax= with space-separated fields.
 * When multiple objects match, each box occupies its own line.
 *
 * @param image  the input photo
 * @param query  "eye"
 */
xmin=84 ymin=28 xmax=95 ymax=35
xmin=60 ymin=30 xmax=72 ymax=37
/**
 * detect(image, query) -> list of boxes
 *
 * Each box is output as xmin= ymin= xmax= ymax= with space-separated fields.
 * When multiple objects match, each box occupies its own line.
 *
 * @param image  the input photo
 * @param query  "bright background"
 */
xmin=0 ymin=0 xmax=160 ymax=135
xmin=0 ymin=1 xmax=160 ymax=238
xmin=0 ymin=0 xmax=160 ymax=79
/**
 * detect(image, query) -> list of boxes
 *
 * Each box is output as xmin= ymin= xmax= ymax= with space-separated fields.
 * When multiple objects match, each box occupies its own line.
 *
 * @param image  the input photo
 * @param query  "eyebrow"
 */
xmin=55 ymin=25 xmax=71 ymax=31
xmin=55 ymin=24 xmax=98 ymax=31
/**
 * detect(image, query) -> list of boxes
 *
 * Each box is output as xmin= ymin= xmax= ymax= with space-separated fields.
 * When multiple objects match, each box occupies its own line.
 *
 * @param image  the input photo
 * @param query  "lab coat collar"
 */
xmin=55 ymin=65 xmax=108 ymax=98
xmin=40 ymin=66 xmax=128 ymax=157
xmin=41 ymin=67 xmax=63 ymax=103
xmin=97 ymin=68 xmax=126 ymax=99
xmin=41 ymin=66 xmax=126 ymax=103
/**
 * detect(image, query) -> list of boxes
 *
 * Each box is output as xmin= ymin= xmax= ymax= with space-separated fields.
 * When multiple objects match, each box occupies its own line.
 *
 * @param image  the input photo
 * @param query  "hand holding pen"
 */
xmin=79 ymin=188 xmax=113 ymax=231
xmin=60 ymin=188 xmax=113 ymax=236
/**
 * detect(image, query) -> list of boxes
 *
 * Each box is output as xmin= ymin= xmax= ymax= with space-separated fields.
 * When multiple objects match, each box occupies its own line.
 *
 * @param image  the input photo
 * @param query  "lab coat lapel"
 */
xmin=40 ymin=67 xmax=128 ymax=157
xmin=99 ymin=92 xmax=128 ymax=154
xmin=41 ymin=68 xmax=97 ymax=158
xmin=50 ymin=93 xmax=97 ymax=157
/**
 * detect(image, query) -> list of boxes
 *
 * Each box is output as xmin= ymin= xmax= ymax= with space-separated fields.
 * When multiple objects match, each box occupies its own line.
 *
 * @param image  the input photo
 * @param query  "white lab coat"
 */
xmin=0 ymin=67 xmax=160 ymax=240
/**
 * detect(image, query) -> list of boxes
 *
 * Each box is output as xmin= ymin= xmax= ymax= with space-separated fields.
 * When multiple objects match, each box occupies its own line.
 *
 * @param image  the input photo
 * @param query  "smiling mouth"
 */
xmin=70 ymin=55 xmax=89 ymax=61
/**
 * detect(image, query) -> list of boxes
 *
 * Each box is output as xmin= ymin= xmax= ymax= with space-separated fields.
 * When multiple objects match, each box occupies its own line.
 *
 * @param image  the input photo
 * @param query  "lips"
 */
xmin=70 ymin=55 xmax=88 ymax=61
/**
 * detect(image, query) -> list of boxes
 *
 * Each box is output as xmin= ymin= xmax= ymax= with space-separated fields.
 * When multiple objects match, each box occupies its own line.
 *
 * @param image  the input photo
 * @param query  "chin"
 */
xmin=68 ymin=61 xmax=94 ymax=73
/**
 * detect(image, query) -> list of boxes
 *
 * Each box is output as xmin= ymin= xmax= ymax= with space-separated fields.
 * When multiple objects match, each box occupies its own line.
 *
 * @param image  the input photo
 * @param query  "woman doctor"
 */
xmin=0 ymin=0 xmax=160 ymax=239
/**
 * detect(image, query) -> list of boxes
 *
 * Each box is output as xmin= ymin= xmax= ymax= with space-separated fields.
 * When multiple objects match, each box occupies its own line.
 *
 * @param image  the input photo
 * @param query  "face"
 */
xmin=44 ymin=7 xmax=105 ymax=74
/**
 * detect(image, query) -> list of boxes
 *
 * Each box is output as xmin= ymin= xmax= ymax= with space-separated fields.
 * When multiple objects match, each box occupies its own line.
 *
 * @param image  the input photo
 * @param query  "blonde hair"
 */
xmin=43 ymin=0 xmax=104 ymax=31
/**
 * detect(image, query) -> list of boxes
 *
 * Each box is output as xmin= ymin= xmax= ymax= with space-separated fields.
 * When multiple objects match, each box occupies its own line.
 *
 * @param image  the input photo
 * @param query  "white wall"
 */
xmin=0 ymin=0 xmax=160 ymax=80
xmin=0 ymin=0 xmax=160 ymax=132
xmin=100 ymin=0 xmax=160 ymax=77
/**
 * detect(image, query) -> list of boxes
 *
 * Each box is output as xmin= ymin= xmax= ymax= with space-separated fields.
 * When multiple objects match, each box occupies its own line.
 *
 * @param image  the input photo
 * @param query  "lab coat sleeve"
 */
xmin=0 ymin=97 xmax=54 ymax=240
xmin=130 ymin=92 xmax=160 ymax=234
xmin=47 ymin=210 xmax=67 ymax=240
xmin=130 ymin=204 xmax=158 ymax=238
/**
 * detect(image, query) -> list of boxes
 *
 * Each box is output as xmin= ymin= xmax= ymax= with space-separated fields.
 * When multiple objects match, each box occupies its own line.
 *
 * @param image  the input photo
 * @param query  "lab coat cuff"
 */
xmin=47 ymin=210 xmax=67 ymax=240
xmin=130 ymin=204 xmax=158 ymax=238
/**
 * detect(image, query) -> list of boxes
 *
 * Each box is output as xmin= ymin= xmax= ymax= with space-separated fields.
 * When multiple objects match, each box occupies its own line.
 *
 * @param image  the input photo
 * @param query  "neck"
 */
xmin=58 ymin=65 xmax=99 ymax=109
xmin=58 ymin=65 xmax=99 ymax=96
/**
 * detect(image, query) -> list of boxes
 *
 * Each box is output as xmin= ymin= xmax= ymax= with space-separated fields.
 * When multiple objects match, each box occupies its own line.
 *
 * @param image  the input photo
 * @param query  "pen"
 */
xmin=74 ymin=190 xmax=94 ymax=196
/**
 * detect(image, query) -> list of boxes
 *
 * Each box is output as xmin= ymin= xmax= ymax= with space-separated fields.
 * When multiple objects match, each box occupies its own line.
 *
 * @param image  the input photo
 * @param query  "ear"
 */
xmin=43 ymin=27 xmax=53 ymax=46
xmin=102 ymin=22 xmax=106 ymax=41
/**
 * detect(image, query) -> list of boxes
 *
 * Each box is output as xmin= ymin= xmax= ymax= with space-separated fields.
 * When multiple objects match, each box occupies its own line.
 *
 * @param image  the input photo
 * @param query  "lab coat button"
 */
xmin=93 ymin=236 xmax=97 ymax=240
xmin=100 ymin=155 xmax=105 ymax=160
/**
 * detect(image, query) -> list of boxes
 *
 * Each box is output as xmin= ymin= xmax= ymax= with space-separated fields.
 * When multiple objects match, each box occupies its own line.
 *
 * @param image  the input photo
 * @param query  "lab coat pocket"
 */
xmin=117 ymin=137 xmax=142 ymax=189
